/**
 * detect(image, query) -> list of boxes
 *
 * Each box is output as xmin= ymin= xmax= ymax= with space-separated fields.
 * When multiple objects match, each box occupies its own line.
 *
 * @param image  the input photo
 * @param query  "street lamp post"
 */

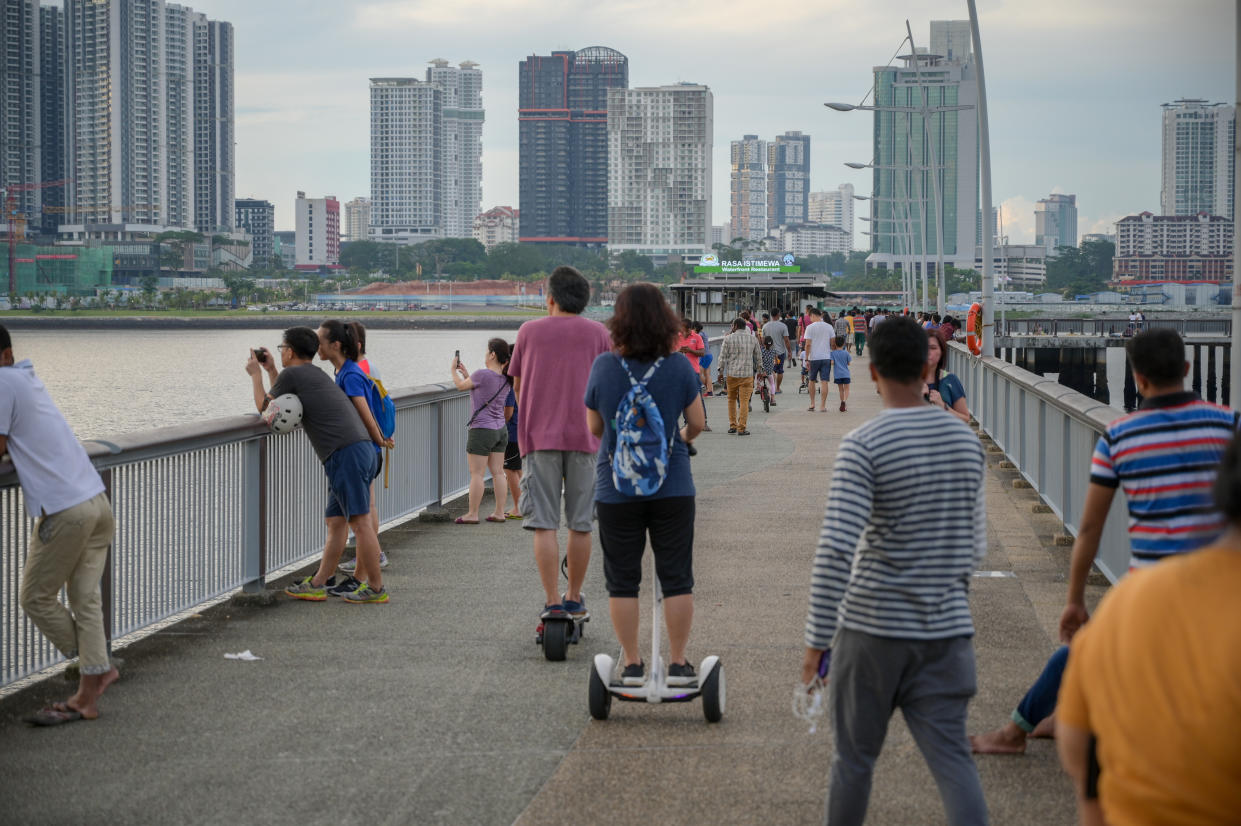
xmin=967 ymin=0 xmax=996 ymax=357
xmin=857 ymin=194 xmax=928 ymax=309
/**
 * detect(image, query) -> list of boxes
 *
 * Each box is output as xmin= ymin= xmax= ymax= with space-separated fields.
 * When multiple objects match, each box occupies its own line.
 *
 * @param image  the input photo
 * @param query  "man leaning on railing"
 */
xmin=0 ymin=323 xmax=120 ymax=726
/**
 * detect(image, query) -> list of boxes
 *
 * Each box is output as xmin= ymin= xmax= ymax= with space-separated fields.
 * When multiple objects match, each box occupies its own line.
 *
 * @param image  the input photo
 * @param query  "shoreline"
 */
xmin=0 ymin=313 xmax=542 ymax=331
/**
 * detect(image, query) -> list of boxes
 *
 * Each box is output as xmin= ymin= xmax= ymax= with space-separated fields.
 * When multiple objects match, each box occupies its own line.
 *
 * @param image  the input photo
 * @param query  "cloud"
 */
xmin=999 ymin=197 xmax=1036 ymax=245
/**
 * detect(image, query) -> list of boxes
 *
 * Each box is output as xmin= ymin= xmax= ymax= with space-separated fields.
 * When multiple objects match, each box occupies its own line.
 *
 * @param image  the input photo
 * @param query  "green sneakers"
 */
xmin=342 ymin=582 xmax=389 ymax=605
xmin=284 ymin=576 xmax=329 ymax=601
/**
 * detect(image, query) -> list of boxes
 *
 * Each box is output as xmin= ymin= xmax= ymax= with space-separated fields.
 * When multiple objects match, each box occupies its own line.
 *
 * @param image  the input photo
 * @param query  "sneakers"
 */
xmin=562 ymin=594 xmax=589 ymax=621
xmin=619 ymin=661 xmax=646 ymax=686
xmin=727 ymin=427 xmax=737 ymax=434
xmin=738 ymin=429 xmax=751 ymax=436
xmin=339 ymin=551 xmax=389 ymax=573
xmin=687 ymin=443 xmax=698 ymax=457
xmin=667 ymin=660 xmax=698 ymax=686
xmin=702 ymin=424 xmax=712 ymax=432
xmin=285 ymin=576 xmax=332 ymax=601
xmin=327 ymin=575 xmax=362 ymax=598
xmin=342 ymin=582 xmax=389 ymax=604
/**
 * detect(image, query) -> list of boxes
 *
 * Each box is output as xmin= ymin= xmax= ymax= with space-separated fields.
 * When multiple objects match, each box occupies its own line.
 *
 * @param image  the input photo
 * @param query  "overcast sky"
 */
xmin=206 ymin=0 xmax=1233 ymax=246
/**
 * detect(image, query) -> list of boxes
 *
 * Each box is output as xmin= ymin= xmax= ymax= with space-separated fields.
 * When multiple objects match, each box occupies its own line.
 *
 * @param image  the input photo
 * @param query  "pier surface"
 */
xmin=0 ymin=350 xmax=1098 ymax=825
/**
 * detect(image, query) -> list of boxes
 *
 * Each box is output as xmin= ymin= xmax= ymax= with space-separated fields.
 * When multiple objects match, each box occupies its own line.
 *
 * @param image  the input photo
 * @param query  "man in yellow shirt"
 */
xmin=1056 ymin=433 xmax=1241 ymax=825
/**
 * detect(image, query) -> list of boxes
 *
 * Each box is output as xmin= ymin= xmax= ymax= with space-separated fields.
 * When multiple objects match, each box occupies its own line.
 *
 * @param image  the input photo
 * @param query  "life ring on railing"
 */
xmin=966 ymin=302 xmax=983 ymax=356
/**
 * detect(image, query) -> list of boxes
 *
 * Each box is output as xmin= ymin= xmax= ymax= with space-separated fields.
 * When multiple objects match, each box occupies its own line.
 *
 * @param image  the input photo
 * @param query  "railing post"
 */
xmin=241 ymin=438 xmax=265 ymax=593
xmin=436 ymin=399 xmax=445 ymax=508
xmin=100 ymin=468 xmax=114 ymax=656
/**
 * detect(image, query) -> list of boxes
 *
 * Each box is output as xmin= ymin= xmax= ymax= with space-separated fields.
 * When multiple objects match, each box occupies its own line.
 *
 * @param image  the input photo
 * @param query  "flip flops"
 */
xmin=24 ymin=703 xmax=92 ymax=726
xmin=485 ymin=515 xmax=505 ymax=523
xmin=455 ymin=517 xmax=479 ymax=525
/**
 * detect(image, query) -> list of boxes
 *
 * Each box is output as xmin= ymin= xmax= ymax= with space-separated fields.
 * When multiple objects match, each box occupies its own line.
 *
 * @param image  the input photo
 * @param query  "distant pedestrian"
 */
xmin=508 ymin=266 xmax=613 ymax=627
xmin=2 ymin=324 xmax=119 ymax=725
xmin=758 ymin=336 xmax=778 ymax=403
xmin=834 ymin=311 xmax=851 ymax=341
xmin=782 ymin=310 xmax=799 ymax=366
xmin=851 ymin=310 xmax=867 ymax=356
xmin=452 ymin=338 xmax=512 ymax=524
xmin=803 ymin=307 xmax=834 ymax=412
xmin=502 ymin=352 xmax=523 ymax=520
xmin=719 ymin=317 xmax=760 ymax=435
xmin=584 ymin=283 xmax=706 ymax=687
xmin=801 ymin=315 xmax=989 ymax=826
xmin=830 ymin=336 xmax=851 ymax=412
xmin=340 ymin=320 xmax=390 ymax=573
xmin=763 ymin=309 xmax=792 ymax=393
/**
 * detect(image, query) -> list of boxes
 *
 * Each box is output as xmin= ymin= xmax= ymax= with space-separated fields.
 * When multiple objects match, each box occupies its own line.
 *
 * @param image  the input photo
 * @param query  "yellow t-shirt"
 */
xmin=1058 ymin=546 xmax=1241 ymax=825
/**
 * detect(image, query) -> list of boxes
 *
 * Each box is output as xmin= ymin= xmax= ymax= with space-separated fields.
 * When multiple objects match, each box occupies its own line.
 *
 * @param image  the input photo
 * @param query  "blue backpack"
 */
xmin=610 ymin=357 xmax=672 ymax=497
xmin=365 ymin=375 xmax=397 ymax=439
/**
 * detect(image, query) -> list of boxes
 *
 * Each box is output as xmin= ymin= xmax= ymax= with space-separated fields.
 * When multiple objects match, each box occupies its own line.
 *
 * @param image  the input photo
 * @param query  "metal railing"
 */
xmin=1 ymin=383 xmax=471 ymax=689
xmin=1002 ymin=317 xmax=1231 ymax=337
xmin=947 ymin=343 xmax=1132 ymax=584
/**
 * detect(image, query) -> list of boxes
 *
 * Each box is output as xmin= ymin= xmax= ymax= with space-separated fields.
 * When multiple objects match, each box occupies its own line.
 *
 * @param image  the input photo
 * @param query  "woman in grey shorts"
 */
xmin=452 ymin=338 xmax=512 ymax=524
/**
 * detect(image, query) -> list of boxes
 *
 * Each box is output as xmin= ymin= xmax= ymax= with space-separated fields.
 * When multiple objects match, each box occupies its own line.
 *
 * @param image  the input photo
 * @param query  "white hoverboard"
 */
xmin=588 ymin=579 xmax=725 ymax=723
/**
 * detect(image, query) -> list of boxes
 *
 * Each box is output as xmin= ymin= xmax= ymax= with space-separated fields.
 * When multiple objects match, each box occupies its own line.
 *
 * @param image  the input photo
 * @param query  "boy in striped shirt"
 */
xmin=970 ymin=328 xmax=1239 ymax=755
xmin=801 ymin=316 xmax=989 ymax=825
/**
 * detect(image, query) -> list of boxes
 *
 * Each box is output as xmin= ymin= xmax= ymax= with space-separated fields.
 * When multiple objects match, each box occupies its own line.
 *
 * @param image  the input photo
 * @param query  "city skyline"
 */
xmin=49 ymin=0 xmax=1233 ymax=249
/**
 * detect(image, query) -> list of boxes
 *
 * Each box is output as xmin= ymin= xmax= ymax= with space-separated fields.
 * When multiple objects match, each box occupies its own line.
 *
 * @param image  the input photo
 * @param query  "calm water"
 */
xmin=11 ymin=328 xmax=513 ymax=440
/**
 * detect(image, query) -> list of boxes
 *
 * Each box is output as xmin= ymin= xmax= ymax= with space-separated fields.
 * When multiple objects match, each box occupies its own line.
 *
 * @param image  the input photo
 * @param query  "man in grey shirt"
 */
xmin=247 ymin=326 xmax=389 ymax=604
xmin=762 ymin=310 xmax=792 ymax=394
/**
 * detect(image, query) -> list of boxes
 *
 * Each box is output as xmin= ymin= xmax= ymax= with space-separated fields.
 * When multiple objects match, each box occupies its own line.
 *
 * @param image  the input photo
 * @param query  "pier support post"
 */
xmin=1207 ymin=345 xmax=1218 ymax=403
xmin=1224 ymin=346 xmax=1232 ymax=407
xmin=1094 ymin=348 xmax=1109 ymax=404
xmin=1192 ymin=345 xmax=1203 ymax=397
xmin=1124 ymin=353 xmax=1139 ymax=411
xmin=240 ymin=438 xmax=266 ymax=593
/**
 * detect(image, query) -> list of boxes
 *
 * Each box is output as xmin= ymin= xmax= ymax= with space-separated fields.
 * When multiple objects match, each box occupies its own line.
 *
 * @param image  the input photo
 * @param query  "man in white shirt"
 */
xmin=762 ymin=310 xmax=792 ymax=394
xmin=0 ymin=324 xmax=117 ymax=725
xmin=803 ymin=307 xmax=835 ymax=412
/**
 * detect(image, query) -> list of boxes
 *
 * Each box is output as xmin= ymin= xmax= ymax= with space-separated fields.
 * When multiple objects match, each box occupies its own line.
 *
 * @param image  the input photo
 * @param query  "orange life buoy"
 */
xmin=966 ymin=302 xmax=983 ymax=356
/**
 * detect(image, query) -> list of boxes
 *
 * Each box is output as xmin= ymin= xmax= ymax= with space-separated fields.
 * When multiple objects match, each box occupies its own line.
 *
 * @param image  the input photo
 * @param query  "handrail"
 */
xmin=1 ymin=381 xmax=471 ymax=688
xmin=947 ymin=342 xmax=1132 ymax=585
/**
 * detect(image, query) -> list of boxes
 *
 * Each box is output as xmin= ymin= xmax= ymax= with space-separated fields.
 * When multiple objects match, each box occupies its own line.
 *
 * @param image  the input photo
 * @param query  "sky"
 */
xmin=205 ymin=0 xmax=1234 ymax=247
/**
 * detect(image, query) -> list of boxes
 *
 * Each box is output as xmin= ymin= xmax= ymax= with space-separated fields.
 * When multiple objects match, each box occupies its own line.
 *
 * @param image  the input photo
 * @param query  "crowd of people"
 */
xmin=4 ymin=277 xmax=1240 ymax=826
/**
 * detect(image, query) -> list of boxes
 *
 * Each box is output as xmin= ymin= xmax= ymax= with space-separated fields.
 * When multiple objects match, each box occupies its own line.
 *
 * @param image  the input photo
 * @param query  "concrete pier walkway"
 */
xmin=0 ymin=350 xmax=1100 ymax=825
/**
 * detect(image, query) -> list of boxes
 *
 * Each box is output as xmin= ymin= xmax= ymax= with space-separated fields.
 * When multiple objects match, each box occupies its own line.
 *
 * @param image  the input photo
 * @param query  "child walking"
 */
xmin=830 ymin=336 xmax=851 ymax=412
xmin=800 ymin=316 xmax=989 ymax=826
xmin=758 ymin=336 xmax=778 ymax=402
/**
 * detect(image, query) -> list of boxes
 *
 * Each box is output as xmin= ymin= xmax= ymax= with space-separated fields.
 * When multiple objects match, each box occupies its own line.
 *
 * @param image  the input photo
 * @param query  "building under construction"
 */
xmin=10 ymin=244 xmax=112 ymax=296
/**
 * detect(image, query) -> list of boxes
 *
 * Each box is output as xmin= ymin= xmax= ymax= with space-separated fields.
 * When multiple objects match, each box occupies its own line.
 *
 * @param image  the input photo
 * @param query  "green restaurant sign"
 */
xmin=692 ymin=253 xmax=800 ymax=274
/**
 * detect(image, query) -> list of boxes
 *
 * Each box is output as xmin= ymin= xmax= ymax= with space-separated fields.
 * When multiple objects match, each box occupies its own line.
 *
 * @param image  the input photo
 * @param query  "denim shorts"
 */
xmin=809 ymin=359 xmax=832 ymax=382
xmin=324 ymin=441 xmax=378 ymax=520
xmin=835 ymin=377 xmax=851 ymax=385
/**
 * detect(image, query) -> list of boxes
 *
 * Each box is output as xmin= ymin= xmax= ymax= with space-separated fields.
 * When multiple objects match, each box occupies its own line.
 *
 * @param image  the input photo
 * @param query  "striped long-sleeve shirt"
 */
xmin=805 ymin=406 xmax=986 ymax=649
xmin=1089 ymin=392 xmax=1239 ymax=566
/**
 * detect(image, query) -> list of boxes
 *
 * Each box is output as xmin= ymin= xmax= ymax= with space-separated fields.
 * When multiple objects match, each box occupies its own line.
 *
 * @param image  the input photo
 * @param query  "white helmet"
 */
xmin=263 ymin=393 xmax=303 ymax=433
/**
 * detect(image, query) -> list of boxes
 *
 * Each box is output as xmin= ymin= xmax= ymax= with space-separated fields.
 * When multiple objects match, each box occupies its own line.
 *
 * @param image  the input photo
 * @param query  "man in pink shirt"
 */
xmin=508 ymin=266 xmax=613 ymax=628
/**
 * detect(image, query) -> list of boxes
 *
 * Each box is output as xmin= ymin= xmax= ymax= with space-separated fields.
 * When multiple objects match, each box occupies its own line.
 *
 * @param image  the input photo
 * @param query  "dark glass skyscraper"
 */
xmin=519 ymin=47 xmax=627 ymax=245
xmin=767 ymin=131 xmax=810 ymax=231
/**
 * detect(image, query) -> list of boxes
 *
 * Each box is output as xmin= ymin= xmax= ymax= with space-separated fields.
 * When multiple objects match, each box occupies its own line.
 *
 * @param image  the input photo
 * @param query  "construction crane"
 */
xmin=3 ymin=179 xmax=70 ymax=297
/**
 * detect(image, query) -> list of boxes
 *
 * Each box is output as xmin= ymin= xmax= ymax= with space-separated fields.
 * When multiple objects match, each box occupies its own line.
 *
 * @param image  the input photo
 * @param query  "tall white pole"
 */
xmin=968 ymin=0 xmax=995 ymax=357
xmin=1232 ymin=0 xmax=1240 ymax=409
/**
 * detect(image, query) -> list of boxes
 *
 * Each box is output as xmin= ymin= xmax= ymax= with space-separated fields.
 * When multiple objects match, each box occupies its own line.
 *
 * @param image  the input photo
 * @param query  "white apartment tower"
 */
xmin=295 ymin=191 xmax=340 ymax=267
xmin=426 ymin=59 xmax=484 ymax=238
xmin=63 ymin=0 xmax=233 ymax=231
xmin=1161 ymin=99 xmax=1235 ymax=221
xmin=607 ymin=84 xmax=713 ymax=262
xmin=809 ymin=183 xmax=855 ymax=238
xmin=369 ymin=61 xmax=483 ymax=244
xmin=343 ymin=197 xmax=371 ymax=243
xmin=730 ymin=135 xmax=767 ymax=242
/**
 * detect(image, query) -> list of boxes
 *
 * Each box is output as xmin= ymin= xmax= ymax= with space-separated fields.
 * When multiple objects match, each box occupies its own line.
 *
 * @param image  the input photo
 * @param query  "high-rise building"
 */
xmin=426 ymin=59 xmax=483 ymax=238
xmin=730 ymin=135 xmax=767 ymax=242
xmin=473 ymin=205 xmax=519 ymax=250
xmin=1035 ymin=193 xmax=1078 ymax=254
xmin=518 ymin=48 xmax=627 ymax=245
xmin=767 ymin=131 xmax=810 ymax=230
xmin=774 ymin=223 xmax=852 ymax=257
xmin=929 ymin=20 xmax=972 ymax=61
xmin=235 ymin=198 xmax=274 ymax=264
xmin=1 ymin=0 xmax=43 ymax=233
xmin=1161 ymin=99 xmax=1235 ymax=221
xmin=808 ymin=183 xmax=855 ymax=241
xmin=369 ymin=60 xmax=483 ymax=244
xmin=868 ymin=26 xmax=979 ymax=275
xmin=295 ymin=191 xmax=340 ymax=267
xmin=193 ymin=18 xmax=235 ymax=233
xmin=37 ymin=4 xmax=65 ymax=235
xmin=607 ymin=83 xmax=713 ymax=263
xmin=343 ymin=197 xmax=370 ymax=242
xmin=63 ymin=0 xmax=234 ymax=232
xmin=1114 ymin=211 xmax=1232 ymax=283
